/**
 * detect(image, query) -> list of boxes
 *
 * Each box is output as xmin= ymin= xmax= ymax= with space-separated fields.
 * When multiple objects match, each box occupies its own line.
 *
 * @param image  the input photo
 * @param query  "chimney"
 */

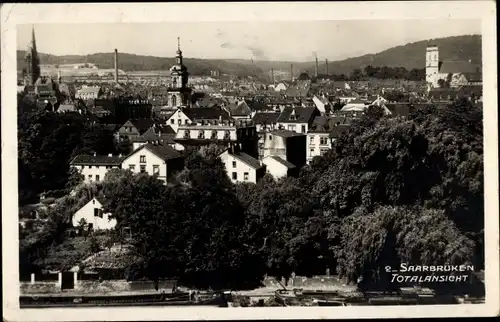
xmin=315 ymin=57 xmax=319 ymax=78
xmin=271 ymin=68 xmax=275 ymax=84
xmin=114 ymin=49 xmax=119 ymax=83
xmin=290 ymin=64 xmax=294 ymax=81
xmin=325 ymin=59 xmax=329 ymax=76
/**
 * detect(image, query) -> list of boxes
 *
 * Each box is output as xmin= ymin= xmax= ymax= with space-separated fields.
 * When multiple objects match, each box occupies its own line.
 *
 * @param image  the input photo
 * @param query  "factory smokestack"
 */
xmin=325 ymin=59 xmax=329 ymax=76
xmin=290 ymin=64 xmax=293 ymax=81
xmin=271 ymin=68 xmax=275 ymax=84
xmin=315 ymin=57 xmax=319 ymax=78
xmin=114 ymin=49 xmax=118 ymax=83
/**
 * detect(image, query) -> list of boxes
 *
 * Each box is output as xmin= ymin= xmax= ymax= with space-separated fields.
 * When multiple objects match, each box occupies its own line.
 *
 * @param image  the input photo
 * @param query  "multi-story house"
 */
xmin=174 ymin=120 xmax=259 ymax=159
xmin=276 ymin=106 xmax=320 ymax=134
xmin=116 ymin=118 xmax=164 ymax=142
xmin=165 ymin=108 xmax=193 ymax=133
xmin=251 ymin=112 xmax=281 ymax=159
xmin=306 ymin=115 xmax=347 ymax=163
xmin=219 ymin=146 xmax=265 ymax=184
xmin=121 ymin=143 xmax=185 ymax=183
xmin=70 ymin=154 xmax=124 ymax=183
xmin=263 ymin=130 xmax=307 ymax=175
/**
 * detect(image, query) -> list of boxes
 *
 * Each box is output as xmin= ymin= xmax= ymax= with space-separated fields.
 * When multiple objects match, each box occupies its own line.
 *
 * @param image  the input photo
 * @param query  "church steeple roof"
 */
xmin=176 ymin=37 xmax=182 ymax=56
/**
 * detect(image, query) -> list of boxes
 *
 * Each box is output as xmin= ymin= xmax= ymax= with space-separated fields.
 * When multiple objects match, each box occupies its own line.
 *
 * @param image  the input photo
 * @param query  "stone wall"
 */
xmin=20 ymin=282 xmax=59 ymax=294
xmin=21 ymin=278 xmax=177 ymax=295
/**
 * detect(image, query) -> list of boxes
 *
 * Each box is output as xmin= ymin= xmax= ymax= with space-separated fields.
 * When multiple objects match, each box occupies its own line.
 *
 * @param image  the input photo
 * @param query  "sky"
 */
xmin=17 ymin=20 xmax=481 ymax=62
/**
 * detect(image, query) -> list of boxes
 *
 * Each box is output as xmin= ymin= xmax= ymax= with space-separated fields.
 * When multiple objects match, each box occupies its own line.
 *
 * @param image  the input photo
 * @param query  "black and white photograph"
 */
xmin=2 ymin=2 xmax=498 ymax=320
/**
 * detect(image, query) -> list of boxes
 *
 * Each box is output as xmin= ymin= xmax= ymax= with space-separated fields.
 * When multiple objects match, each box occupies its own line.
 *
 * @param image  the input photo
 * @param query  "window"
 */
xmin=244 ymin=172 xmax=249 ymax=181
xmin=232 ymin=172 xmax=237 ymax=180
xmin=140 ymin=155 xmax=146 ymax=163
xmin=211 ymin=130 xmax=218 ymax=139
xmin=301 ymin=125 xmax=306 ymax=133
xmin=232 ymin=161 xmax=237 ymax=168
xmin=198 ymin=131 xmax=205 ymax=139
xmin=140 ymin=165 xmax=146 ymax=173
xmin=185 ymin=119 xmax=189 ymax=124
xmin=309 ymin=136 xmax=314 ymax=144
xmin=88 ymin=165 xmax=93 ymax=169
xmin=129 ymin=164 xmax=135 ymax=171
xmin=320 ymin=137 xmax=328 ymax=145
xmin=320 ymin=148 xmax=329 ymax=155
xmin=178 ymin=119 xmax=182 ymax=125
xmin=153 ymin=165 xmax=160 ymax=175
xmin=269 ymin=135 xmax=273 ymax=140
xmin=95 ymin=175 xmax=100 ymax=182
xmin=88 ymin=175 xmax=92 ymax=180
xmin=94 ymin=208 xmax=103 ymax=218
xmin=171 ymin=119 xmax=175 ymax=124
xmin=288 ymin=125 xmax=296 ymax=131
xmin=183 ymin=130 xmax=190 ymax=138
xmin=310 ymin=148 xmax=314 ymax=155
xmin=224 ymin=130 xmax=231 ymax=140
xmin=171 ymin=95 xmax=177 ymax=107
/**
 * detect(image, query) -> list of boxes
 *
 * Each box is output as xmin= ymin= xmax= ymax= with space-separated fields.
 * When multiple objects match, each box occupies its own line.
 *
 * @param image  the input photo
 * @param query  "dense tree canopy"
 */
xmin=18 ymin=112 xmax=117 ymax=204
xmin=19 ymin=98 xmax=483 ymax=291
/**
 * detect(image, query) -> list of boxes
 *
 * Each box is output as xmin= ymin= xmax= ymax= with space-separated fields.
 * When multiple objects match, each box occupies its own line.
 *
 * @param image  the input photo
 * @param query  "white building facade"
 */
xmin=72 ymin=198 xmax=117 ymax=231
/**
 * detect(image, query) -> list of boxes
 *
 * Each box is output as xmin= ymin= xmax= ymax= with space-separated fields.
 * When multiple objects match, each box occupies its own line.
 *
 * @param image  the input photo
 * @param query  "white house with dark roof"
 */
xmin=72 ymin=197 xmax=117 ymax=231
xmin=121 ymin=143 xmax=184 ymax=183
xmin=219 ymin=147 xmax=265 ymax=184
xmin=165 ymin=108 xmax=193 ymax=133
xmin=262 ymin=155 xmax=296 ymax=179
xmin=276 ymin=106 xmax=320 ymax=134
xmin=70 ymin=154 xmax=125 ymax=183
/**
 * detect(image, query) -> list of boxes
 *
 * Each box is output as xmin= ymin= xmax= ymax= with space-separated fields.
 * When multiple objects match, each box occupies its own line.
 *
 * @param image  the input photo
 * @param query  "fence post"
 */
xmin=57 ymin=272 xmax=62 ymax=289
xmin=30 ymin=273 xmax=35 ymax=284
xmin=74 ymin=272 xmax=78 ymax=288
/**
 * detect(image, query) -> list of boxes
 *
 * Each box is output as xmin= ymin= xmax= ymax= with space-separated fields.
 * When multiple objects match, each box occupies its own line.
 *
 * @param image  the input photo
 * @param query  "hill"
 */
xmin=16 ymin=51 xmax=264 ymax=78
xmin=227 ymin=35 xmax=482 ymax=76
xmin=17 ymin=35 xmax=481 ymax=78
xmin=301 ymin=34 xmax=482 ymax=76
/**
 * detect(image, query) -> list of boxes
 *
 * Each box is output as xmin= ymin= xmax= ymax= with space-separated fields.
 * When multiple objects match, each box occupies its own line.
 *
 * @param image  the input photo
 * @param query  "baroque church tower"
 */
xmin=167 ymin=37 xmax=192 ymax=108
xmin=24 ymin=26 xmax=41 ymax=85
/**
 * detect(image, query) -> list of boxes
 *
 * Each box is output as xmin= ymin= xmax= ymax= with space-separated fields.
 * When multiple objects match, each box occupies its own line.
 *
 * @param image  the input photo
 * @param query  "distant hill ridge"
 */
xmin=17 ymin=34 xmax=481 ymax=77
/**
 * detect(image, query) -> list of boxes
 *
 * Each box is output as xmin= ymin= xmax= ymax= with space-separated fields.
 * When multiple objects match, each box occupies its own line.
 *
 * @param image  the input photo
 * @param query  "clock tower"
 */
xmin=167 ymin=37 xmax=191 ymax=109
xmin=425 ymin=46 xmax=439 ymax=86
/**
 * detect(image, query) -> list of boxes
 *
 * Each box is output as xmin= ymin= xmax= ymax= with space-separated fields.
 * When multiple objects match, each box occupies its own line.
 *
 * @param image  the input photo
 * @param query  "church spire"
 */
xmin=26 ymin=25 xmax=40 ymax=85
xmin=31 ymin=25 xmax=37 ymax=52
xmin=176 ymin=36 xmax=182 ymax=56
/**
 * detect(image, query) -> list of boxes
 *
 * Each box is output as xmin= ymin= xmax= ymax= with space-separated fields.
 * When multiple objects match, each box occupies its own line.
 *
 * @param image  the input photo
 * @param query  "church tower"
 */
xmin=24 ymin=26 xmax=41 ymax=85
xmin=425 ymin=46 xmax=439 ymax=87
xmin=167 ymin=37 xmax=191 ymax=109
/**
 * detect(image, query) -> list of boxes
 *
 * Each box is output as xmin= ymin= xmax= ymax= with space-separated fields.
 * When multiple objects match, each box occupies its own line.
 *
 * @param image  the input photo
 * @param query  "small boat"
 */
xmin=274 ymin=289 xmax=304 ymax=306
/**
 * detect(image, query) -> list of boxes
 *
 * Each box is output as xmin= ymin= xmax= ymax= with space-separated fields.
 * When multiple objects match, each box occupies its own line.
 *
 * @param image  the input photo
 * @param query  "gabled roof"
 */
xmin=70 ymin=154 xmax=124 ymax=166
xmin=226 ymin=100 xmax=252 ymax=116
xmin=252 ymin=112 xmax=281 ymax=124
xmin=126 ymin=118 xmax=163 ymax=134
xmin=128 ymin=143 xmax=182 ymax=161
xmin=183 ymin=107 xmax=231 ymax=120
xmin=230 ymin=151 xmax=263 ymax=169
xmin=309 ymin=115 xmax=347 ymax=133
xmin=277 ymin=106 xmax=318 ymax=124
xmin=266 ymin=156 xmax=295 ymax=169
